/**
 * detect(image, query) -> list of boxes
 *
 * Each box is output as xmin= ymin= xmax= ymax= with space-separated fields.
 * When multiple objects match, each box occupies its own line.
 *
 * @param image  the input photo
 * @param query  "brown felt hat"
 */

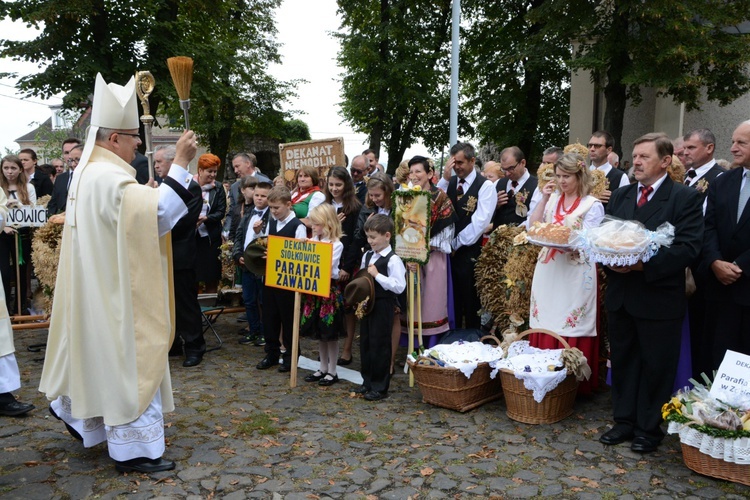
xmin=344 ymin=269 xmax=375 ymax=316
xmin=243 ymin=243 xmax=267 ymax=276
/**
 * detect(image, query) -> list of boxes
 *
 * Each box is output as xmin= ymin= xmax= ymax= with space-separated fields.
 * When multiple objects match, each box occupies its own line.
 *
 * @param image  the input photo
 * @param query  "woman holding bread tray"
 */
xmin=526 ymin=153 xmax=604 ymax=394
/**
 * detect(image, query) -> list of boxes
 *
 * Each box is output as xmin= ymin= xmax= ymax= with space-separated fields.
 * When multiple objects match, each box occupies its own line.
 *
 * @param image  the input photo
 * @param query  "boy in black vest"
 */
xmin=354 ymin=214 xmax=406 ymax=401
xmin=256 ymin=186 xmax=307 ymax=372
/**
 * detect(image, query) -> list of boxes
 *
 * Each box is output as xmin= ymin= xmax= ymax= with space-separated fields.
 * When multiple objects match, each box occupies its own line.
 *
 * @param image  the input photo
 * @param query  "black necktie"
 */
xmin=508 ymin=180 xmax=518 ymax=196
xmin=685 ymin=169 xmax=696 ymax=185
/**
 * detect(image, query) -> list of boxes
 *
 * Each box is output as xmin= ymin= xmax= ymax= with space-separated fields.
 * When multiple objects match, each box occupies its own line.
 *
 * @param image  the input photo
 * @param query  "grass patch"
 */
xmin=343 ymin=430 xmax=368 ymax=442
xmin=496 ymin=461 xmax=520 ymax=477
xmin=236 ymin=412 xmax=278 ymax=436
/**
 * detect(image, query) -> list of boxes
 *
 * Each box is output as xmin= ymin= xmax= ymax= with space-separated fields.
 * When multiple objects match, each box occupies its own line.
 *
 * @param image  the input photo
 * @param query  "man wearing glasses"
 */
xmin=491 ymin=146 xmax=538 ymax=229
xmin=48 ymin=144 xmax=84 ymax=215
xmin=588 ymin=131 xmax=629 ymax=205
xmin=350 ymin=155 xmax=369 ymax=204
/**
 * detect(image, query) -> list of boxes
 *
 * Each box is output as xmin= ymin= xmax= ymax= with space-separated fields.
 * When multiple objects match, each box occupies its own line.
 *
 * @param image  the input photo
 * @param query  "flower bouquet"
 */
xmin=663 ymin=374 xmax=750 ymax=485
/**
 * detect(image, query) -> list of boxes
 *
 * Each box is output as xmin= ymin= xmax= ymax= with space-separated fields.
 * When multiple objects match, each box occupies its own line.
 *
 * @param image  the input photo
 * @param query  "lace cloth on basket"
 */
xmin=424 ymin=342 xmax=505 ymax=379
xmin=490 ymin=341 xmax=569 ymax=403
xmin=668 ymin=422 xmax=750 ymax=465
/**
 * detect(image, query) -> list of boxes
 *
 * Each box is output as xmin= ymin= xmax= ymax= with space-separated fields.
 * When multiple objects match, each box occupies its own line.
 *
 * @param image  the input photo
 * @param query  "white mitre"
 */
xmin=68 ymin=73 xmax=138 ymax=226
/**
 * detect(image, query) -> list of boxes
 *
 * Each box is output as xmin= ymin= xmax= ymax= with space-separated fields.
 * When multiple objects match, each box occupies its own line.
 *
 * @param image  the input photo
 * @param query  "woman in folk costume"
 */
xmin=291 ymin=165 xmax=325 ymax=227
xmin=527 ymin=153 xmax=604 ymax=395
xmin=401 ymin=156 xmax=457 ymax=348
xmin=39 ymin=73 xmax=197 ymax=473
xmin=0 ymin=187 xmax=35 ymax=418
xmin=194 ymin=154 xmax=227 ymax=294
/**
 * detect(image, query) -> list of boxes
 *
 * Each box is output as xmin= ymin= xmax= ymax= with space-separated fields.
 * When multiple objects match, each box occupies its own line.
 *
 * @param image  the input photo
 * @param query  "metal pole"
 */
xmin=449 ymin=0 xmax=460 ymax=147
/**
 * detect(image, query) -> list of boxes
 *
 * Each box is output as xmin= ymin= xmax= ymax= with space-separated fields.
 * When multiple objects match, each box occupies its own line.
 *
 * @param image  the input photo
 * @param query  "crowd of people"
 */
xmin=0 ymin=72 xmax=748 ymax=473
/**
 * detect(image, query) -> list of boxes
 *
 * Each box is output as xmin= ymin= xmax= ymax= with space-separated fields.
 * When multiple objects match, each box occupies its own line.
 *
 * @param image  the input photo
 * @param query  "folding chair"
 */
xmin=197 ymin=293 xmax=224 ymax=352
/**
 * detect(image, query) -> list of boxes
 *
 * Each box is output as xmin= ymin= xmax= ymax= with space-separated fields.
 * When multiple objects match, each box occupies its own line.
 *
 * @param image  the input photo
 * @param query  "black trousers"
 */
xmin=608 ymin=307 xmax=682 ymax=440
xmin=450 ymin=243 xmax=482 ymax=329
xmin=174 ymin=269 xmax=205 ymax=356
xmin=262 ymin=286 xmax=296 ymax=363
xmin=360 ymin=295 xmax=395 ymax=393
xmin=705 ymin=300 xmax=750 ymax=369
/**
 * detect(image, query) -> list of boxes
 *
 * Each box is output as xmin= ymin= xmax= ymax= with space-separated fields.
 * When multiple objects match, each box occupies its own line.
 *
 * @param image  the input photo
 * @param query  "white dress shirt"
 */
xmin=314 ymin=236 xmax=343 ymax=280
xmin=637 ymin=172 xmax=669 ymax=206
xmin=243 ymin=206 xmax=269 ymax=249
xmin=360 ymin=244 xmax=406 ymax=294
xmin=437 ymin=169 xmax=497 ymax=250
xmin=273 ymin=211 xmax=307 ymax=239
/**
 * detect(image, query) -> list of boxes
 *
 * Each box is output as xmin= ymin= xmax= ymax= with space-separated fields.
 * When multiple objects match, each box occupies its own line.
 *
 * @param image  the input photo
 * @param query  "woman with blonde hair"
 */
xmin=194 ymin=153 xmax=227 ymax=293
xmin=527 ymin=152 xmax=604 ymax=394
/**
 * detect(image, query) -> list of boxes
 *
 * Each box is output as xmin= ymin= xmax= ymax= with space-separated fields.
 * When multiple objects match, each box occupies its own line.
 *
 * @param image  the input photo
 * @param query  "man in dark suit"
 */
xmin=492 ymin=146 xmax=537 ymax=228
xmin=437 ymin=142 xmax=497 ymax=329
xmin=588 ymin=131 xmax=629 ymax=206
xmin=350 ymin=155 xmax=369 ymax=204
xmin=48 ymin=144 xmax=83 ymax=215
xmin=600 ymin=133 xmax=704 ymax=453
xmin=700 ymin=120 xmax=750 ymax=366
xmin=154 ymin=145 xmax=205 ymax=367
xmin=681 ymin=128 xmax=726 ymax=377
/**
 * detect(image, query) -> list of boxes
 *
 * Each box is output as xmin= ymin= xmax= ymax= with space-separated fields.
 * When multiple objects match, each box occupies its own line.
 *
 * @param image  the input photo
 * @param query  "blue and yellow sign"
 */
xmin=266 ymin=236 xmax=332 ymax=297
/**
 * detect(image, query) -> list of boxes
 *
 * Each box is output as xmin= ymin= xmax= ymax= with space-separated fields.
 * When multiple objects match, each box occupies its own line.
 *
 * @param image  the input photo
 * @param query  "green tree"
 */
xmin=461 ymin=0 xmax=570 ymax=165
xmin=536 ymin=0 xmax=750 ymax=156
xmin=0 ymin=0 xmax=297 ymax=177
xmin=336 ymin=0 xmax=468 ymax=173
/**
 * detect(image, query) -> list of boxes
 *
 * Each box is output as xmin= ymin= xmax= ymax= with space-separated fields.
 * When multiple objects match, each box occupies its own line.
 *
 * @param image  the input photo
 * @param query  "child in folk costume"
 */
xmin=350 ymin=214 xmax=406 ymax=401
xmin=301 ymin=204 xmax=345 ymax=386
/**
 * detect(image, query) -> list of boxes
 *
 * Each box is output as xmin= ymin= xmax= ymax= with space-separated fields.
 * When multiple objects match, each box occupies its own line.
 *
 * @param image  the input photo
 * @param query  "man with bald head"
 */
xmin=700 ymin=120 xmax=750 ymax=366
xmin=350 ymin=155 xmax=369 ymax=204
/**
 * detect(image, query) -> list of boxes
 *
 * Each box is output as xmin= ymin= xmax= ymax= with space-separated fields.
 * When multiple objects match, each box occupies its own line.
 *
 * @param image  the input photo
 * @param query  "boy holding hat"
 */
xmin=350 ymin=214 xmax=406 ymax=401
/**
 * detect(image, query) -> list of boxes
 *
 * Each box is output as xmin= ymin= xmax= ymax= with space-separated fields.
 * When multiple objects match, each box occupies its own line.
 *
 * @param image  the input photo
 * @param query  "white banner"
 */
xmin=7 ymin=206 xmax=48 ymax=228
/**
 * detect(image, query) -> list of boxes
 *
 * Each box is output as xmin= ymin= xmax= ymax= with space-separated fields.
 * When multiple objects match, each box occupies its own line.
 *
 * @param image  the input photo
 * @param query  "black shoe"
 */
xmin=114 ymin=457 xmax=176 ymax=473
xmin=48 ymin=406 xmax=83 ymax=441
xmin=238 ymin=327 xmax=250 ymax=336
xmin=337 ymin=356 xmax=353 ymax=366
xmin=256 ymin=356 xmax=279 ymax=370
xmin=253 ymin=335 xmax=266 ymax=347
xmin=364 ymin=390 xmax=388 ymax=401
xmin=352 ymin=385 xmax=370 ymax=394
xmin=631 ymin=436 xmax=660 ymax=453
xmin=599 ymin=427 xmax=635 ymax=445
xmin=0 ymin=400 xmax=34 ymax=416
xmin=318 ymin=374 xmax=339 ymax=386
xmin=304 ymin=371 xmax=327 ymax=382
xmin=278 ymin=362 xmax=292 ymax=373
xmin=182 ymin=355 xmax=203 ymax=367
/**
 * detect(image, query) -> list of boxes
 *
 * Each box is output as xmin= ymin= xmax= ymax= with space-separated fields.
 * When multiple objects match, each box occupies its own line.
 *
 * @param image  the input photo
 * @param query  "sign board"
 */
xmin=7 ymin=206 xmax=47 ymax=228
xmin=265 ymin=235 xmax=332 ymax=297
xmin=709 ymin=350 xmax=750 ymax=406
xmin=278 ymin=137 xmax=345 ymax=189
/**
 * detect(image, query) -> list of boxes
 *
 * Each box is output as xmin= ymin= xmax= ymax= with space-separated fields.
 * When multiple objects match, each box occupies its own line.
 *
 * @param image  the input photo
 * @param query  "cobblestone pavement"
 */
xmin=2 ymin=319 xmax=749 ymax=499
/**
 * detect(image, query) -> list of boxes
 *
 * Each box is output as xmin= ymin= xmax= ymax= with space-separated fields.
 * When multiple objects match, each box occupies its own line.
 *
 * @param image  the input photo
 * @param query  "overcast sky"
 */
xmin=0 ymin=0 xmax=429 ymax=164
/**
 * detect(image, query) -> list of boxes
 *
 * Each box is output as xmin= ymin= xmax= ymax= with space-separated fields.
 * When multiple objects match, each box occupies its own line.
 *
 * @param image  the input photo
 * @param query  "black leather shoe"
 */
xmin=318 ymin=374 xmax=339 ymax=386
xmin=256 ymin=356 xmax=279 ymax=370
xmin=0 ymin=400 xmax=34 ymax=416
xmin=278 ymin=362 xmax=292 ymax=373
xmin=599 ymin=427 xmax=635 ymax=445
xmin=631 ymin=436 xmax=659 ymax=453
xmin=337 ymin=356 xmax=353 ymax=366
xmin=49 ymin=406 xmax=83 ymax=441
xmin=352 ymin=385 xmax=370 ymax=394
xmin=304 ymin=371 xmax=326 ymax=382
xmin=364 ymin=390 xmax=388 ymax=401
xmin=114 ymin=457 xmax=176 ymax=473
xmin=182 ymin=355 xmax=203 ymax=367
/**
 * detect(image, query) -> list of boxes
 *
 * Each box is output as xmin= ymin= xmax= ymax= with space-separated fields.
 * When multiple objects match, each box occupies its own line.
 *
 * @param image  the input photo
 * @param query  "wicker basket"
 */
xmin=500 ymin=328 xmax=579 ymax=424
xmin=681 ymin=443 xmax=750 ymax=486
xmin=408 ymin=336 xmax=503 ymax=412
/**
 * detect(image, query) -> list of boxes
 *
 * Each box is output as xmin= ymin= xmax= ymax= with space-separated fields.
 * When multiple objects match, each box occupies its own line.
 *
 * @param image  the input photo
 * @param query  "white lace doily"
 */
xmin=668 ymin=422 xmax=750 ymax=464
xmin=490 ymin=341 xmax=568 ymax=402
xmin=423 ymin=342 xmax=505 ymax=379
